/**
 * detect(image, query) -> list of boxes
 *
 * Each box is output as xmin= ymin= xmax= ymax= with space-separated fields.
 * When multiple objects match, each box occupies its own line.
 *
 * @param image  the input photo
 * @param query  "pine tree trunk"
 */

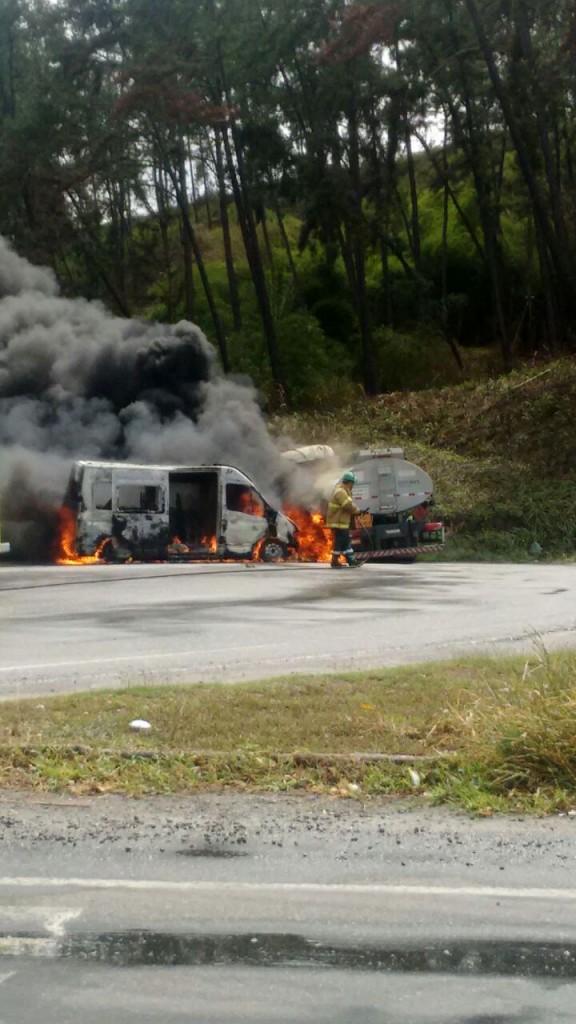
xmin=272 ymin=196 xmax=300 ymax=290
xmin=154 ymin=132 xmax=229 ymax=370
xmin=215 ymin=128 xmax=242 ymax=332
xmin=464 ymin=0 xmax=576 ymax=338
xmin=178 ymin=145 xmax=195 ymax=321
xmin=153 ymin=163 xmax=175 ymax=320
xmin=346 ymin=99 xmax=379 ymax=395
xmin=445 ymin=80 xmax=511 ymax=366
xmin=221 ymin=122 xmax=288 ymax=401
xmin=404 ymin=127 xmax=421 ymax=271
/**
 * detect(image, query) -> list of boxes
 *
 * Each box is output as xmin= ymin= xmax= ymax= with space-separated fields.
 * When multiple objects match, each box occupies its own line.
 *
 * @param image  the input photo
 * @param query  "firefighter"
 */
xmin=326 ymin=471 xmax=362 ymax=568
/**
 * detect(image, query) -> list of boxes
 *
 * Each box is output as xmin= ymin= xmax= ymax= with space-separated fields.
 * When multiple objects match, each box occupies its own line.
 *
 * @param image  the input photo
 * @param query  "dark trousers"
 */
xmin=332 ymin=527 xmax=357 ymax=565
xmin=332 ymin=527 xmax=351 ymax=554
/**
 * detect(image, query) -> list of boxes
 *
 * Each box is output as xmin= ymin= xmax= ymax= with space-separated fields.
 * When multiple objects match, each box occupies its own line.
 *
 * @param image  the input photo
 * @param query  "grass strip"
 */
xmin=1 ymin=647 xmax=576 ymax=813
xmin=0 ymin=746 xmax=443 ymax=800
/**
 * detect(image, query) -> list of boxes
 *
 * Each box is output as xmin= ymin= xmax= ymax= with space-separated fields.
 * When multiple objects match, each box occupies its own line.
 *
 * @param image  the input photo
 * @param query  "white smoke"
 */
xmin=0 ymin=237 xmax=308 ymax=556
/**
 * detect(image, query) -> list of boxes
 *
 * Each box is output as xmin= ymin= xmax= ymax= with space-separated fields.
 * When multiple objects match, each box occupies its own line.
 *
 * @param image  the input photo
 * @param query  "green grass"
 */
xmin=3 ymin=648 xmax=576 ymax=812
xmin=0 ymin=665 xmax=478 ymax=756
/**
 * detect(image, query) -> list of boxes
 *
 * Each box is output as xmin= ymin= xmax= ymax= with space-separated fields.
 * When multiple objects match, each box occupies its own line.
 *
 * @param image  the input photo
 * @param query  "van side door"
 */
xmin=112 ymin=469 xmax=169 ymax=558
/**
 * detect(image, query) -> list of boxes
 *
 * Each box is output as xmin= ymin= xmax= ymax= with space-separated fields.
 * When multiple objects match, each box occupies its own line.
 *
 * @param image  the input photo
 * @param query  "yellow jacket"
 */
xmin=326 ymin=483 xmax=360 ymax=529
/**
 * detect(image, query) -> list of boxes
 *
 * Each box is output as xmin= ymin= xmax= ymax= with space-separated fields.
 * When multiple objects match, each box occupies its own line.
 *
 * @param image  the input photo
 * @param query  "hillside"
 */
xmin=274 ymin=358 xmax=576 ymax=560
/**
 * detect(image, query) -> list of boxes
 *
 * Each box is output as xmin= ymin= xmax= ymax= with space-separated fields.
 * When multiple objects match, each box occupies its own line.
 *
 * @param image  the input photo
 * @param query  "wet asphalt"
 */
xmin=1 ymin=793 xmax=576 ymax=1021
xmin=1 ymin=561 xmax=576 ymax=696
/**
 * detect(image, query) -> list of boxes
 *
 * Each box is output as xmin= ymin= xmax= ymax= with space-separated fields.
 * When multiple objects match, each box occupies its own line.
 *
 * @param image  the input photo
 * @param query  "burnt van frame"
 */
xmin=64 ymin=461 xmax=297 ymax=563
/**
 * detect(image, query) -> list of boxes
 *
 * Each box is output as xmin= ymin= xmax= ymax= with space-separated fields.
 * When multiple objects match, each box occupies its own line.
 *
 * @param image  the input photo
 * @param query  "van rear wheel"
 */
xmin=258 ymin=538 xmax=287 ymax=563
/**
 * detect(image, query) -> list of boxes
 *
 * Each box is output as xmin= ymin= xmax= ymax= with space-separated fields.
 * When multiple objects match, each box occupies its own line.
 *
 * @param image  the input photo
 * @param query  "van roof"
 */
xmin=73 ymin=460 xmax=237 ymax=473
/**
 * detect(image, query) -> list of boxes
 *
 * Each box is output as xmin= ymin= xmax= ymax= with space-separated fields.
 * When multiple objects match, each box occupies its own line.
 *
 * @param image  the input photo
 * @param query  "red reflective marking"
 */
xmin=357 ymin=545 xmax=444 ymax=559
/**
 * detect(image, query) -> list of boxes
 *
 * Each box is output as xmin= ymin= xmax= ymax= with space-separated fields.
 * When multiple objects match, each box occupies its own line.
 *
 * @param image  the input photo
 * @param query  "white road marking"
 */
xmin=46 ymin=909 xmax=82 ymax=937
xmin=0 ymin=878 xmax=576 ymax=902
xmin=0 ymin=937 xmax=57 ymax=958
xmin=0 ymin=643 xmax=284 ymax=674
xmin=0 ymin=908 xmax=81 ymax=937
xmin=0 ymin=972 xmax=16 ymax=985
xmin=0 ymin=908 xmax=82 ymax=962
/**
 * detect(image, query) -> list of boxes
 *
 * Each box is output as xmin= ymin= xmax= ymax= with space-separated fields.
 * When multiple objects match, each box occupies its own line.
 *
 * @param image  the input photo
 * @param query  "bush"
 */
xmin=374 ymin=327 xmax=462 ymax=392
xmin=276 ymin=311 xmax=354 ymax=408
xmin=226 ymin=325 xmax=273 ymax=390
xmin=441 ymin=528 xmax=537 ymax=562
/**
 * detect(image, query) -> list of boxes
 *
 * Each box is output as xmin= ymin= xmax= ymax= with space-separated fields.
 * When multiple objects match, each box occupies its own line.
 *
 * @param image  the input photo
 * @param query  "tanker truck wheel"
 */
xmin=258 ymin=538 xmax=287 ymax=563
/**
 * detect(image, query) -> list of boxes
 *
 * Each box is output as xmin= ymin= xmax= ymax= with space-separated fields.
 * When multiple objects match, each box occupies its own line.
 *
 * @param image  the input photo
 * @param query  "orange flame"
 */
xmin=167 ymin=535 xmax=219 ymax=555
xmin=283 ymin=506 xmax=332 ymax=562
xmin=238 ymin=492 xmax=265 ymax=517
xmin=55 ymin=506 xmax=110 ymax=565
xmin=166 ymin=535 xmax=189 ymax=555
xmin=55 ymin=505 xmax=334 ymax=565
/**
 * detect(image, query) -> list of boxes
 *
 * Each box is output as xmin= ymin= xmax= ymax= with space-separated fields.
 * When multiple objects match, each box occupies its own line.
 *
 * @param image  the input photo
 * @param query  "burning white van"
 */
xmin=62 ymin=460 xmax=298 ymax=563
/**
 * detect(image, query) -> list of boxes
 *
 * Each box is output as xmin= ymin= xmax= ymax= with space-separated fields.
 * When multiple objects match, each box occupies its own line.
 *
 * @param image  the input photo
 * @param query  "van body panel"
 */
xmin=74 ymin=465 xmax=170 ymax=558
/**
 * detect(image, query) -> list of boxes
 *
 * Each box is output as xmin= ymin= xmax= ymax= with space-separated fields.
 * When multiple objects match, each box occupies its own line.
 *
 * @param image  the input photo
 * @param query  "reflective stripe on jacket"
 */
xmin=326 ymin=483 xmax=360 ymax=529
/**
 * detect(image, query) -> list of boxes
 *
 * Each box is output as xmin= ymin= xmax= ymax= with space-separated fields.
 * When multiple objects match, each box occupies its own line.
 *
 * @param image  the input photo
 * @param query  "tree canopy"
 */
xmin=1 ymin=0 xmax=575 ymax=405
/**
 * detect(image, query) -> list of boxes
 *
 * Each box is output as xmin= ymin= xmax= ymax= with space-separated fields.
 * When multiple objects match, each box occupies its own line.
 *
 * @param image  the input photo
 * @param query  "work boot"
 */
xmin=346 ymin=555 xmax=361 ymax=568
xmin=330 ymin=556 xmax=342 ymax=568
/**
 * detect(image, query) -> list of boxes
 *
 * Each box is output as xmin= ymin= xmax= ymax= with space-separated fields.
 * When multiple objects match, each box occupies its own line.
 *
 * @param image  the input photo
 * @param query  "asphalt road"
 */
xmin=1 ymin=792 xmax=576 ymax=1022
xmin=0 ymin=560 xmax=575 ymax=697
xmin=2 ymin=560 xmax=576 ymax=1018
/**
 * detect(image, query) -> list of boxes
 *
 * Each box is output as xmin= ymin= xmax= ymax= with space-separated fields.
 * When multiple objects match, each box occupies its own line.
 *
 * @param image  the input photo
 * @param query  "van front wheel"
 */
xmin=258 ymin=538 xmax=287 ymax=563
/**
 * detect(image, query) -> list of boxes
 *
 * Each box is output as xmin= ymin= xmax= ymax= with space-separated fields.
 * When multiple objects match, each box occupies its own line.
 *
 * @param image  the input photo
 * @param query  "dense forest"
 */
xmin=1 ymin=0 xmax=575 ymax=407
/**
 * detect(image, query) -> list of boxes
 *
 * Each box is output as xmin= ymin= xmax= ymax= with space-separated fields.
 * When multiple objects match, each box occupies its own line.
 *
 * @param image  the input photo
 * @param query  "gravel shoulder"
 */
xmin=1 ymin=789 xmax=575 ymax=890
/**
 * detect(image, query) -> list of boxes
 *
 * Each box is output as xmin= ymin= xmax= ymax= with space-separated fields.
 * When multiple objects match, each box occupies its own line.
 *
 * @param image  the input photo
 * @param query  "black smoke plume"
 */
xmin=0 ymin=237 xmax=299 ymax=559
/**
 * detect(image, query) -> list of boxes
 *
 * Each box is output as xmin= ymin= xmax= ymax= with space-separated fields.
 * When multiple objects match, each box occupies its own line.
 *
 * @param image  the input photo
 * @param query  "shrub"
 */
xmin=276 ymin=311 xmax=354 ymax=408
xmin=374 ymin=327 xmax=462 ymax=392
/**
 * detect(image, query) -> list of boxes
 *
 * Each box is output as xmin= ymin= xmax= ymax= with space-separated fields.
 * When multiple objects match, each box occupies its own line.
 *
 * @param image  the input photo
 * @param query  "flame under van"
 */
xmin=64 ymin=461 xmax=298 ymax=563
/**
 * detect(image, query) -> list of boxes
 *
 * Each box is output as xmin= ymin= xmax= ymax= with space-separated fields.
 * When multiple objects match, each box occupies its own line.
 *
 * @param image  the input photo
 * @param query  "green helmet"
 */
xmin=342 ymin=471 xmax=356 ymax=483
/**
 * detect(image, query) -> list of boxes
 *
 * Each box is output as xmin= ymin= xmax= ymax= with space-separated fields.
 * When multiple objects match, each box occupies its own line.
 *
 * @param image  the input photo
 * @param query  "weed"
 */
xmin=1 ymin=650 xmax=576 ymax=811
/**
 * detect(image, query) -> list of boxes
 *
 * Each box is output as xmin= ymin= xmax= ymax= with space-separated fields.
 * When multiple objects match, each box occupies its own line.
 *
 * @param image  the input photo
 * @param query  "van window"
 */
xmin=93 ymin=480 xmax=112 ymax=510
xmin=226 ymin=484 xmax=265 ymax=517
xmin=116 ymin=484 xmax=164 ymax=513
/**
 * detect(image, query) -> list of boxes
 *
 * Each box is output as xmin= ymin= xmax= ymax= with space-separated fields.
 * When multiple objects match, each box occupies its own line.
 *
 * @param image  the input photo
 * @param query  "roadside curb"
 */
xmin=0 ymin=744 xmax=453 ymax=766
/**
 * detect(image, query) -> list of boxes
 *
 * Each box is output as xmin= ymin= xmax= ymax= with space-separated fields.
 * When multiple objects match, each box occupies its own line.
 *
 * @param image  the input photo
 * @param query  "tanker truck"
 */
xmin=282 ymin=445 xmax=445 ymax=561
xmin=344 ymin=448 xmax=444 ymax=560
